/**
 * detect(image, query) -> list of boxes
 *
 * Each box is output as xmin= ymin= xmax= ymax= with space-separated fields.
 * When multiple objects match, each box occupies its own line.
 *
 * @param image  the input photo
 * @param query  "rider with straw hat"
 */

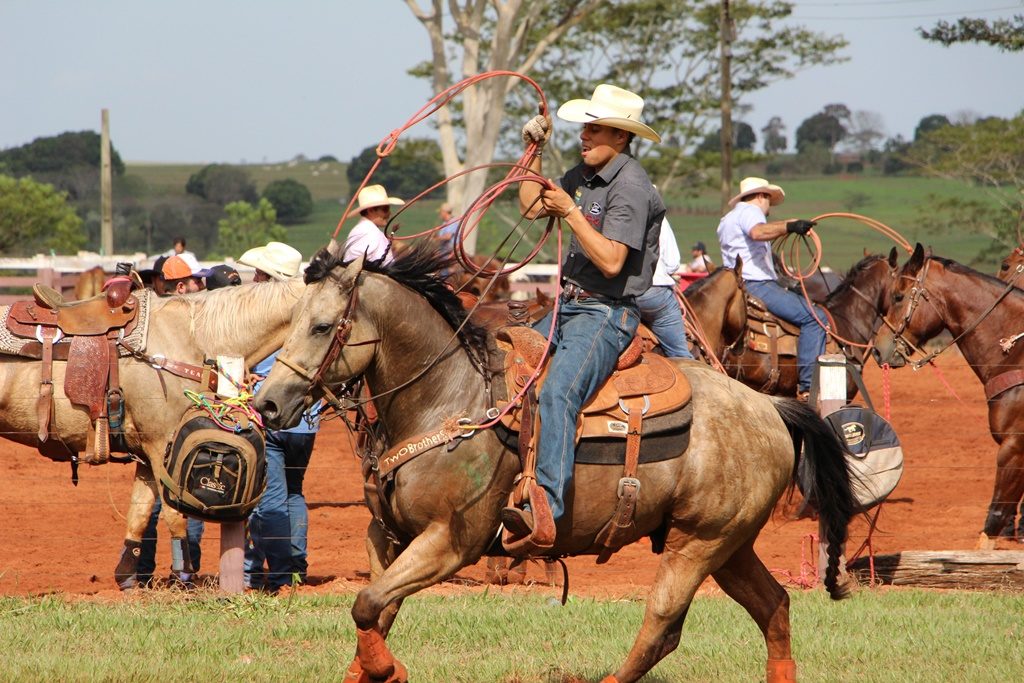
xmin=343 ymin=184 xmax=405 ymax=266
xmin=506 ymin=84 xmax=665 ymax=546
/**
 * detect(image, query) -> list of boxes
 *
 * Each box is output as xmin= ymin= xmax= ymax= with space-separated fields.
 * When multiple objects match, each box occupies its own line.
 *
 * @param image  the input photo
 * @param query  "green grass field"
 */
xmin=1 ymin=588 xmax=1021 ymax=681
xmin=126 ymin=161 xmax=1002 ymax=272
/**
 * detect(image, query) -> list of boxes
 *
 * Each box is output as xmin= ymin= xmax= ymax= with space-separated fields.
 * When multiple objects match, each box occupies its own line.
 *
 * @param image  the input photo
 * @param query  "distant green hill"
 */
xmin=127 ymin=162 xmax=1003 ymax=272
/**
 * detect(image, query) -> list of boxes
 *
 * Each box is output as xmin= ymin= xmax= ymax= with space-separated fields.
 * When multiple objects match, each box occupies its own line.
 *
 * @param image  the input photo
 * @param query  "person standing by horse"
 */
xmin=238 ymin=241 xmax=322 ymax=590
xmin=716 ymin=176 xmax=822 ymax=400
xmin=342 ymin=184 xmax=404 ymax=265
xmin=505 ymin=84 xmax=664 ymax=543
xmin=637 ymin=216 xmax=694 ymax=359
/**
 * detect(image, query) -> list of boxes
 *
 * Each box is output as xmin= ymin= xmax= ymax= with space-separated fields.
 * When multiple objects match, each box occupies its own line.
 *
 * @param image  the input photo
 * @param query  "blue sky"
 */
xmin=2 ymin=1 xmax=1021 ymax=163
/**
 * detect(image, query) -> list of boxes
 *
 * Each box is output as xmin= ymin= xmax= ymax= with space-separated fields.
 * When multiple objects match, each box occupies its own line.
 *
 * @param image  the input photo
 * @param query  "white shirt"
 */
xmin=716 ymin=201 xmax=776 ymax=281
xmin=651 ymin=218 xmax=681 ymax=287
xmin=344 ymin=218 xmax=395 ymax=265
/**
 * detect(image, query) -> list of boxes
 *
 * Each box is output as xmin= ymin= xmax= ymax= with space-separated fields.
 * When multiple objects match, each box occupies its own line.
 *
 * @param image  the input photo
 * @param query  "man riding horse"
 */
xmin=506 ymin=83 xmax=665 ymax=545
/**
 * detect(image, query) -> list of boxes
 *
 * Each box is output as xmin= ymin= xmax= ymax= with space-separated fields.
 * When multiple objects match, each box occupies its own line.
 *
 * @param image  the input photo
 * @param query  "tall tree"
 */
xmin=0 ymin=175 xmax=86 ymax=255
xmin=914 ymin=114 xmax=951 ymax=141
xmin=215 ymin=198 xmax=287 ymax=259
xmin=405 ymin=0 xmax=845 ymax=252
xmin=761 ymin=116 xmax=787 ymax=154
xmin=843 ymin=110 xmax=885 ymax=155
xmin=919 ymin=15 xmax=1024 ymax=52
xmin=795 ymin=106 xmax=848 ymax=154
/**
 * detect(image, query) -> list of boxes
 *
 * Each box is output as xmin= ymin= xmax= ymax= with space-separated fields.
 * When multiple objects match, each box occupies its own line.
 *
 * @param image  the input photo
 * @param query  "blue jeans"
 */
xmin=635 ymin=285 xmax=693 ymax=359
xmin=746 ymin=279 xmax=827 ymax=391
xmin=245 ymin=430 xmax=315 ymax=589
xmin=138 ymin=498 xmax=205 ymax=581
xmin=532 ymin=297 xmax=640 ymax=520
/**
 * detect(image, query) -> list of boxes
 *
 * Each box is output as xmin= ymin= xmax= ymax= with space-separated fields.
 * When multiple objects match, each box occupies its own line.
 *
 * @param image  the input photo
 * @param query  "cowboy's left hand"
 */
xmin=541 ymin=186 xmax=577 ymax=219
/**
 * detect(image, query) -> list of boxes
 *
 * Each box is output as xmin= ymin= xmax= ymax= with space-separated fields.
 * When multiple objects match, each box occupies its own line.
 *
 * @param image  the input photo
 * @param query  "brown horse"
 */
xmin=73 ymin=266 xmax=107 ymax=300
xmin=678 ymin=264 xmax=748 ymax=365
xmin=874 ymin=244 xmax=1024 ymax=541
xmin=253 ymin=242 xmax=856 ymax=683
xmin=0 ymin=279 xmax=304 ymax=587
xmin=447 ymin=253 xmax=512 ymax=302
xmin=997 ymin=245 xmax=1024 ymax=284
xmin=726 ymin=250 xmax=899 ymax=397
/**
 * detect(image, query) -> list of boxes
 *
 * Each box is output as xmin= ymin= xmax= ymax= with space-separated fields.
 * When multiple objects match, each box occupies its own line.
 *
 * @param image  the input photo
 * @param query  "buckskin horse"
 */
xmin=0 ymin=277 xmax=304 ymax=587
xmin=874 ymin=243 xmax=1024 ymax=542
xmin=253 ymin=242 xmax=856 ymax=683
xmin=726 ymin=249 xmax=899 ymax=398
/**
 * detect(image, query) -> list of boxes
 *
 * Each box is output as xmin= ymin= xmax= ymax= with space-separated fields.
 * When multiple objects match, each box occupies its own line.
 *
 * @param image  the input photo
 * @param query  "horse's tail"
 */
xmin=771 ymin=397 xmax=855 ymax=601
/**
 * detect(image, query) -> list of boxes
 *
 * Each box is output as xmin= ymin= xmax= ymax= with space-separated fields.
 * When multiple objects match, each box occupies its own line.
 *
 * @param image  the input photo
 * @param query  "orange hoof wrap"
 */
xmin=344 ymin=654 xmax=408 ymax=683
xmin=599 ymin=677 xmax=621 ymax=683
xmin=344 ymin=657 xmax=370 ymax=683
xmin=356 ymin=627 xmax=394 ymax=679
xmin=767 ymin=657 xmax=797 ymax=683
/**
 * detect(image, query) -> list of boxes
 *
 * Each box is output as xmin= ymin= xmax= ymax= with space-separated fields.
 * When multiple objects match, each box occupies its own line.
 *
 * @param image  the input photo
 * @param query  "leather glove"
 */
xmin=786 ymin=219 xmax=816 ymax=235
xmin=521 ymin=114 xmax=552 ymax=147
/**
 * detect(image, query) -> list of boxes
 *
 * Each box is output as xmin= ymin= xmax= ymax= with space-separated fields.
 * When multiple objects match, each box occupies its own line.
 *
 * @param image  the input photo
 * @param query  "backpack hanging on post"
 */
xmin=160 ymin=394 xmax=267 ymax=522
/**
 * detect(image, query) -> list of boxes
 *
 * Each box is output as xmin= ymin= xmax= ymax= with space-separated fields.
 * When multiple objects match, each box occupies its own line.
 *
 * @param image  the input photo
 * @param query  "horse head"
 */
xmin=873 ymin=243 xmax=939 ymax=368
xmin=997 ymin=244 xmax=1024 ymax=284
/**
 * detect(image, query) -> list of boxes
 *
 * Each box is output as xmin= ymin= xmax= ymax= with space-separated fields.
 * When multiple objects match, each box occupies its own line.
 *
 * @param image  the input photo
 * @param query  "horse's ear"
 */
xmin=888 ymin=246 xmax=899 ymax=268
xmin=863 ymin=247 xmax=870 ymax=258
xmin=734 ymin=254 xmax=743 ymax=280
xmin=907 ymin=243 xmax=926 ymax=271
xmin=340 ymin=254 xmax=365 ymax=289
xmin=326 ymin=239 xmax=342 ymax=258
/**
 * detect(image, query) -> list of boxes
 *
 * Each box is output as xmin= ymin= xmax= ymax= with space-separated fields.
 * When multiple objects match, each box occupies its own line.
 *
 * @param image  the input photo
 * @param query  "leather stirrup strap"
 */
xmin=37 ymin=328 xmax=57 ymax=443
xmin=764 ymin=323 xmax=780 ymax=394
xmin=595 ymin=407 xmax=644 ymax=563
xmin=511 ymin=386 xmax=537 ymax=507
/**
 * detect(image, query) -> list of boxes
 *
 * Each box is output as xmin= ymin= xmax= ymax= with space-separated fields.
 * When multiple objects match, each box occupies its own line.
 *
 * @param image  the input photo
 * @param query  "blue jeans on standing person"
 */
xmin=245 ymin=430 xmax=316 ymax=591
xmin=635 ymin=285 xmax=694 ymax=359
xmin=532 ymin=296 xmax=640 ymax=521
xmin=746 ymin=279 xmax=827 ymax=392
xmin=138 ymin=498 xmax=205 ymax=584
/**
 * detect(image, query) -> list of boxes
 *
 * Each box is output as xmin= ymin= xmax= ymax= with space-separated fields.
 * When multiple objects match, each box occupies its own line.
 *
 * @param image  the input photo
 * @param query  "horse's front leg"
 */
xmin=113 ymin=461 xmax=158 ymax=589
xmin=159 ymin=497 xmax=196 ymax=585
xmin=347 ymin=523 xmax=473 ymax=683
xmin=982 ymin=435 xmax=1024 ymax=542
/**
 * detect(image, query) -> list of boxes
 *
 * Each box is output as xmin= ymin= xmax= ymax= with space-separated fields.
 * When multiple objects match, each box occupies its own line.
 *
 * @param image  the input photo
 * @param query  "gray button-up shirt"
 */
xmin=559 ymin=153 xmax=664 ymax=298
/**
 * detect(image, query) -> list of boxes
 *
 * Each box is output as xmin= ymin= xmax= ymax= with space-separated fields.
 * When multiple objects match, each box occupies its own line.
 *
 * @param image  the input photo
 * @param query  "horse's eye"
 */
xmin=893 ymin=293 xmax=904 ymax=303
xmin=1001 ymin=263 xmax=1009 ymax=271
xmin=312 ymin=322 xmax=333 ymax=335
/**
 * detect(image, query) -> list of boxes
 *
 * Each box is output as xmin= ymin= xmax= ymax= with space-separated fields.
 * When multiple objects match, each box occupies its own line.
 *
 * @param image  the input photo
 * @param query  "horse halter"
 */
xmin=886 ymin=258 xmax=932 ymax=362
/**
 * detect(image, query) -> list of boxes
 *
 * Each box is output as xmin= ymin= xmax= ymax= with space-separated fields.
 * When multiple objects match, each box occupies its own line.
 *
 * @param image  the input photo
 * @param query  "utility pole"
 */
xmin=100 ymin=109 xmax=113 ymax=256
xmin=719 ymin=0 xmax=734 ymax=213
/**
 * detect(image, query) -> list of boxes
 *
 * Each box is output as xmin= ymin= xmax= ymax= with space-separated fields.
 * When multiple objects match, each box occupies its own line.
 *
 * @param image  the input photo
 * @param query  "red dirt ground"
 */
xmin=0 ymin=352 xmax=1016 ymax=599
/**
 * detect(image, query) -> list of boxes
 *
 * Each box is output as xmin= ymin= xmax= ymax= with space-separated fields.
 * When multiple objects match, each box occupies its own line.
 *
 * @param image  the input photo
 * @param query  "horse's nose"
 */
xmin=255 ymin=397 xmax=280 ymax=428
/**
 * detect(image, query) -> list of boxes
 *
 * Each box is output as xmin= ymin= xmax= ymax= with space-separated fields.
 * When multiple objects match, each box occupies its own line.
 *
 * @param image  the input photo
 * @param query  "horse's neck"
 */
xmin=826 ymin=280 xmax=882 ymax=359
xmin=931 ymin=266 xmax=1024 ymax=381
xmin=362 ymin=278 xmax=489 ymax=439
xmin=685 ymin=281 xmax=727 ymax=347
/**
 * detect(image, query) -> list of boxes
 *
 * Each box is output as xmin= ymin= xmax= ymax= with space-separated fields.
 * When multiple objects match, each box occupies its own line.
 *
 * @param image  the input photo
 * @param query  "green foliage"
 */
xmin=215 ymin=198 xmax=287 ymax=259
xmin=262 ymin=178 xmax=313 ymax=224
xmin=185 ymin=164 xmax=259 ymax=206
xmin=914 ymin=114 xmax=951 ymax=141
xmin=0 ymin=174 xmax=85 ymax=255
xmin=796 ymin=109 xmax=847 ymax=153
xmin=346 ymin=138 xmax=443 ymax=201
xmin=0 ymin=131 xmax=125 ymax=177
xmin=919 ymin=14 xmax=1024 ymax=52
xmin=698 ymin=122 xmax=757 ymax=152
xmin=762 ymin=116 xmax=787 ymax=154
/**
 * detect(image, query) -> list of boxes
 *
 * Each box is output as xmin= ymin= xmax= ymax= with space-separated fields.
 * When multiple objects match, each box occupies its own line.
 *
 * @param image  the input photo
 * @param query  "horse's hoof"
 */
xmin=599 ymin=676 xmax=620 ymax=683
xmin=116 ymin=576 xmax=139 ymax=591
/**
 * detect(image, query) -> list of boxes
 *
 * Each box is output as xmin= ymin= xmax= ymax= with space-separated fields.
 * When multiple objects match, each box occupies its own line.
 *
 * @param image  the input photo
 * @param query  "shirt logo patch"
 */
xmin=588 ymin=202 xmax=602 ymax=216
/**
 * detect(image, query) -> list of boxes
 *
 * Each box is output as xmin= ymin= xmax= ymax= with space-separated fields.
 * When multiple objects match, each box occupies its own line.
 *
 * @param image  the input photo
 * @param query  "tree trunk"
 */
xmin=719 ymin=1 xmax=734 ymax=213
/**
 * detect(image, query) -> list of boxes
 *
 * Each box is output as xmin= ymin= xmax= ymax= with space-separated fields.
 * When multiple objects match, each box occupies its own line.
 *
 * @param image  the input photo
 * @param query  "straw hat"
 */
xmin=238 ymin=242 xmax=302 ymax=281
xmin=556 ymin=84 xmax=661 ymax=143
xmin=728 ymin=177 xmax=786 ymax=208
xmin=353 ymin=184 xmax=405 ymax=214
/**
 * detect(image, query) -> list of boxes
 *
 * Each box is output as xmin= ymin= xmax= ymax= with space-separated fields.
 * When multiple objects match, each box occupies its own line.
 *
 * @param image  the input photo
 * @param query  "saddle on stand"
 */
xmin=3 ymin=278 xmax=141 ymax=464
xmin=494 ymin=325 xmax=692 ymax=560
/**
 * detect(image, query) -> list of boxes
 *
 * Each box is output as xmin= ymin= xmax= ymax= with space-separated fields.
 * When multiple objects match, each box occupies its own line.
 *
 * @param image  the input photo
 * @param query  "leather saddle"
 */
xmin=743 ymin=291 xmax=839 ymax=358
xmin=3 ymin=276 xmax=141 ymax=464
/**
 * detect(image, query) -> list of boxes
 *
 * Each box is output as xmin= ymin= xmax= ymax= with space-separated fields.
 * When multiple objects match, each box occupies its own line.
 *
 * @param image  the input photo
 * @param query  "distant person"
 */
xmin=238 ymin=242 xmax=303 ymax=283
xmin=161 ymin=236 xmax=195 ymax=259
xmin=636 ymin=217 xmax=693 ymax=359
xmin=206 ymin=264 xmax=243 ymax=290
xmin=685 ymin=241 xmax=714 ymax=273
xmin=716 ymin=176 xmax=822 ymax=400
xmin=161 ymin=254 xmax=213 ymax=295
xmin=433 ymin=202 xmax=459 ymax=258
xmin=343 ymin=184 xmax=404 ymax=265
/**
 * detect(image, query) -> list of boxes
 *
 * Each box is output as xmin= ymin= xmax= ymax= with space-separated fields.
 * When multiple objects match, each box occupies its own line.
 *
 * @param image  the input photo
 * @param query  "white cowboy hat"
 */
xmin=556 ymin=84 xmax=661 ymax=143
xmin=728 ymin=177 xmax=786 ymax=208
xmin=353 ymin=184 xmax=405 ymax=214
xmin=237 ymin=241 xmax=303 ymax=281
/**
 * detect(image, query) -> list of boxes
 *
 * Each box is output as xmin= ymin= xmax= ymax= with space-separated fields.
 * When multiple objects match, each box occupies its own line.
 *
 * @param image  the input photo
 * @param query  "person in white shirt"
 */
xmin=343 ymin=184 xmax=404 ymax=265
xmin=636 ymin=217 xmax=693 ymax=358
xmin=716 ymin=176 xmax=821 ymax=398
xmin=686 ymin=241 xmax=713 ymax=273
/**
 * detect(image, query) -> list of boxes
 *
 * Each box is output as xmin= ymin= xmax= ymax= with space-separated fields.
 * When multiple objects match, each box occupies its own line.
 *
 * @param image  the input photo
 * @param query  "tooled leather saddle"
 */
xmin=494 ymin=324 xmax=692 ymax=560
xmin=3 ymin=277 xmax=140 ymax=464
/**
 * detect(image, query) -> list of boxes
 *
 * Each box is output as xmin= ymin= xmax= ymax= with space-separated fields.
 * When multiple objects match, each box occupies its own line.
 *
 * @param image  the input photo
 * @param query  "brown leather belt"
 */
xmin=561 ymin=281 xmax=629 ymax=303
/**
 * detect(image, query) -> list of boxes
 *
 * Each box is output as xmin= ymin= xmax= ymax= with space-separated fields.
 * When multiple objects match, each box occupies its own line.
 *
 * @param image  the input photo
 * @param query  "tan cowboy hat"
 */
xmin=237 ymin=241 xmax=303 ymax=281
xmin=556 ymin=84 xmax=661 ymax=143
xmin=728 ymin=177 xmax=786 ymax=208
xmin=353 ymin=184 xmax=405 ymax=214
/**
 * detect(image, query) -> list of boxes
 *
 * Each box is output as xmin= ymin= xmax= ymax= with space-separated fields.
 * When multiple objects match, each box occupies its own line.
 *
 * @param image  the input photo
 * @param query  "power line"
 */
xmin=793 ymin=4 xmax=1023 ymax=21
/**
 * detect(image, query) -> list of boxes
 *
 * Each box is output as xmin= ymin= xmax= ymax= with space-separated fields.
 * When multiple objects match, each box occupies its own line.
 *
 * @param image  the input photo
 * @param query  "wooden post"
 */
xmin=216 ymin=355 xmax=246 ymax=594
xmin=814 ymin=354 xmax=849 ymax=584
xmin=100 ymin=109 xmax=113 ymax=256
xmin=718 ymin=0 xmax=734 ymax=213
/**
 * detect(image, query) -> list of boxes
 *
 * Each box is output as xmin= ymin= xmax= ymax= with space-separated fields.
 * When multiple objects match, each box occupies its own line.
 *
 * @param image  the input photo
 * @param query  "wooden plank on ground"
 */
xmin=849 ymin=551 xmax=1024 ymax=590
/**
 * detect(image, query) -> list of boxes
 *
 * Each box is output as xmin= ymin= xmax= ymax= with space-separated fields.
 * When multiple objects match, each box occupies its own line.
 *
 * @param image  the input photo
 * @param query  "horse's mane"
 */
xmin=682 ymin=267 xmax=730 ymax=295
xmin=156 ymin=279 xmax=304 ymax=342
xmin=305 ymin=242 xmax=489 ymax=357
xmin=824 ymin=253 xmax=886 ymax=305
xmin=927 ymin=255 xmax=1015 ymax=290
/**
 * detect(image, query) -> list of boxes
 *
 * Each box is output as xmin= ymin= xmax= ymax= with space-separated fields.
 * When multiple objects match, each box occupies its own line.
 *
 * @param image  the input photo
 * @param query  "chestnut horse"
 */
xmin=726 ymin=250 xmax=899 ymax=398
xmin=0 ymin=279 xmax=304 ymax=587
xmin=874 ymin=244 xmax=1024 ymax=541
xmin=73 ymin=266 xmax=107 ymax=300
xmin=997 ymin=245 xmax=1024 ymax=284
xmin=678 ymin=264 xmax=748 ymax=365
xmin=253 ymin=243 xmax=856 ymax=683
